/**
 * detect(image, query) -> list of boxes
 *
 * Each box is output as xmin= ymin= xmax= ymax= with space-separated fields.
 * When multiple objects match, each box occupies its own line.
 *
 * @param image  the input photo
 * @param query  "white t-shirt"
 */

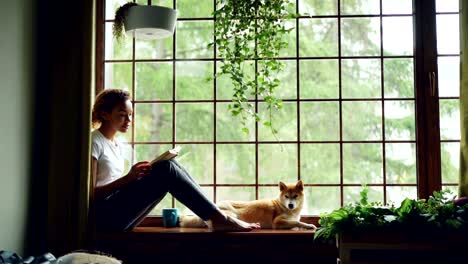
xmin=91 ymin=129 xmax=129 ymax=187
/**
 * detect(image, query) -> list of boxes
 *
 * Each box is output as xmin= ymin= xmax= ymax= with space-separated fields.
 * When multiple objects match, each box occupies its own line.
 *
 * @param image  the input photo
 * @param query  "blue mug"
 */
xmin=162 ymin=208 xmax=179 ymax=228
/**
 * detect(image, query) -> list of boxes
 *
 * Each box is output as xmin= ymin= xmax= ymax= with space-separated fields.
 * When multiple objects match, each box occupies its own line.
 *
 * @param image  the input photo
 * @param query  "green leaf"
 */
xmin=207 ymin=0 xmax=298 ymax=137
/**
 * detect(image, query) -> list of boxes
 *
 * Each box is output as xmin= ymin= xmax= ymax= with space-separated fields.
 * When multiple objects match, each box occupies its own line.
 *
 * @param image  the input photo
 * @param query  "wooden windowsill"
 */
xmin=96 ymin=226 xmax=319 ymax=240
xmin=94 ymin=226 xmax=338 ymax=263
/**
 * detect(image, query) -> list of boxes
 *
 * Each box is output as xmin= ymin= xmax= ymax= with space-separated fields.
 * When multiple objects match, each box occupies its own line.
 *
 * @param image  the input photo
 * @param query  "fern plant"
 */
xmin=210 ymin=0 xmax=298 ymax=135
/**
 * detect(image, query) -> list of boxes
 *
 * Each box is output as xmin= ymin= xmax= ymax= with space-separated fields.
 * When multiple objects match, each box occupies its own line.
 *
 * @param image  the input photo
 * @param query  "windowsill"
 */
xmin=96 ymin=226 xmax=319 ymax=239
xmin=95 ymin=216 xmax=324 ymax=239
xmin=94 ymin=223 xmax=338 ymax=263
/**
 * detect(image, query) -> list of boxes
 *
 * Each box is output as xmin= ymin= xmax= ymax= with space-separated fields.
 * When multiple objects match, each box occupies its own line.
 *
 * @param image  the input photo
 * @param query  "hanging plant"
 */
xmin=113 ymin=2 xmax=138 ymax=44
xmin=210 ymin=0 xmax=298 ymax=135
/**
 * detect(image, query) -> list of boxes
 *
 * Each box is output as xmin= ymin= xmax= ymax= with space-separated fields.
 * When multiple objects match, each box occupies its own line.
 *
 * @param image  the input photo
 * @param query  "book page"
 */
xmin=150 ymin=146 xmax=181 ymax=165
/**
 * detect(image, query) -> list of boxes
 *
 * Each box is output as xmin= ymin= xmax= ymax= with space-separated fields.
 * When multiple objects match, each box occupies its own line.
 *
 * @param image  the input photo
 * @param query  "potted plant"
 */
xmin=314 ymin=186 xmax=468 ymax=263
xmin=113 ymin=2 xmax=177 ymax=43
xmin=210 ymin=0 xmax=299 ymax=135
xmin=113 ymin=2 xmax=138 ymax=43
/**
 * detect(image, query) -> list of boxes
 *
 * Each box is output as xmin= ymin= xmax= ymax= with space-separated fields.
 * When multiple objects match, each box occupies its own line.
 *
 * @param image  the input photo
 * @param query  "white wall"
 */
xmin=0 ymin=0 xmax=33 ymax=254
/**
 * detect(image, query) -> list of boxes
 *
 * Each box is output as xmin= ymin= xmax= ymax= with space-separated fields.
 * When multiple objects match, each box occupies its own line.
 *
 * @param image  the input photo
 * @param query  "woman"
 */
xmin=91 ymin=89 xmax=259 ymax=232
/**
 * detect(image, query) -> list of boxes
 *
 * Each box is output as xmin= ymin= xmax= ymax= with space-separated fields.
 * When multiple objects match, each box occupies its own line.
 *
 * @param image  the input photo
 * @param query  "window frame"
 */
xmin=95 ymin=0 xmax=457 ymax=224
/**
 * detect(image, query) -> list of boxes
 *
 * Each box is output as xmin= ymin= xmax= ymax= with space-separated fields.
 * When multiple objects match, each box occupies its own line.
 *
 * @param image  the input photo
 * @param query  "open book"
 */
xmin=150 ymin=146 xmax=181 ymax=165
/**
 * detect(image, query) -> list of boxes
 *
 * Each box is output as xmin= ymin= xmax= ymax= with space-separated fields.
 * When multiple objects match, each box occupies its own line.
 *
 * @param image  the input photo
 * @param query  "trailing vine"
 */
xmin=210 ymin=0 xmax=298 ymax=135
xmin=113 ymin=2 xmax=138 ymax=44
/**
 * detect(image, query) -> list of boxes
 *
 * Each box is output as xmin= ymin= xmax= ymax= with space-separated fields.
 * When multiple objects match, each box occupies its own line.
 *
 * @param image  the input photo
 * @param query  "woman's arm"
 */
xmin=91 ymin=157 xmax=151 ymax=200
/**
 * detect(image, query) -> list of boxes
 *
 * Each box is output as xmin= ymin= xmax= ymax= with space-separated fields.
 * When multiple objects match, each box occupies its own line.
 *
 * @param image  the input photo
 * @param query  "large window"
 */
xmin=97 ymin=0 xmax=460 ymax=217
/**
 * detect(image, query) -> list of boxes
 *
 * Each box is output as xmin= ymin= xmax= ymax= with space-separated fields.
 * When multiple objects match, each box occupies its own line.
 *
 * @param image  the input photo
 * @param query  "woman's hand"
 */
xmin=128 ymin=161 xmax=152 ymax=181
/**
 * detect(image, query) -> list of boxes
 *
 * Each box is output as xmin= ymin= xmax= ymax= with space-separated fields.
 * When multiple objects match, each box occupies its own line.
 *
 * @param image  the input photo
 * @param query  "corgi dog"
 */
xmin=179 ymin=180 xmax=316 ymax=230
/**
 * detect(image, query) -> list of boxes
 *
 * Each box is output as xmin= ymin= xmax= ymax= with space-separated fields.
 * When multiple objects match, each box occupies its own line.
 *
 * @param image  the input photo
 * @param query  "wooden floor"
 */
xmin=94 ymin=227 xmax=338 ymax=264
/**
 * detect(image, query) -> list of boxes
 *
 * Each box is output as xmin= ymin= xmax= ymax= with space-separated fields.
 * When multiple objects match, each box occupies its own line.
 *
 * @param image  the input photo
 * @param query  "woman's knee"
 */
xmin=151 ymin=160 xmax=178 ymax=181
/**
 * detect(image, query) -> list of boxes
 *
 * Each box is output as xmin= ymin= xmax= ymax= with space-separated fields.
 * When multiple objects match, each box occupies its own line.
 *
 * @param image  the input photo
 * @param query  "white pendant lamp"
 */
xmin=123 ymin=5 xmax=178 ymax=40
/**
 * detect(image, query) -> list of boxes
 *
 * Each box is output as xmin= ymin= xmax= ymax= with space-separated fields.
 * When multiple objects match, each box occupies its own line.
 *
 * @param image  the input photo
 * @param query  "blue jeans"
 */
xmin=95 ymin=160 xmax=217 ymax=231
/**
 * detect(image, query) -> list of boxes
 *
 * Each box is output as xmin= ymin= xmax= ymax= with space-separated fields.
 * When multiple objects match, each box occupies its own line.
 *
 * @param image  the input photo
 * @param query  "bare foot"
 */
xmin=210 ymin=214 xmax=261 ymax=232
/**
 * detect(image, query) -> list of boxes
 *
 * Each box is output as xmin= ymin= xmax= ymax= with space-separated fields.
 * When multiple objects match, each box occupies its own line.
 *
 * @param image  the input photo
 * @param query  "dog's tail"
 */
xmin=178 ymin=215 xmax=208 ymax=228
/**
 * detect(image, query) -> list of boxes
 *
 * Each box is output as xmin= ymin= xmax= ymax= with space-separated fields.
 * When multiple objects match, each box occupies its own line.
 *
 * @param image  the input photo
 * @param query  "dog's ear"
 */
xmin=279 ymin=181 xmax=287 ymax=191
xmin=296 ymin=180 xmax=304 ymax=191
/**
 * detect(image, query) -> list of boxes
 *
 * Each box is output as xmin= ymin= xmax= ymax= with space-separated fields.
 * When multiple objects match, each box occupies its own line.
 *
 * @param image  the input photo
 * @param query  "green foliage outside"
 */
xmin=104 ymin=0 xmax=460 ymax=216
xmin=315 ymin=186 xmax=468 ymax=242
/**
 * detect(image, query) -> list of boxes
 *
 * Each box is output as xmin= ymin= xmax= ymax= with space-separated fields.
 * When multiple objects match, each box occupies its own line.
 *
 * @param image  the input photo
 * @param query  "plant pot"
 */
xmin=337 ymin=231 xmax=467 ymax=264
xmin=123 ymin=5 xmax=177 ymax=40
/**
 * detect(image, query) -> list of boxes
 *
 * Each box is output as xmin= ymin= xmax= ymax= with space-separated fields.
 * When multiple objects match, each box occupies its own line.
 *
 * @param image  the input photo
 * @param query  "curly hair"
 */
xmin=92 ymin=89 xmax=131 ymax=128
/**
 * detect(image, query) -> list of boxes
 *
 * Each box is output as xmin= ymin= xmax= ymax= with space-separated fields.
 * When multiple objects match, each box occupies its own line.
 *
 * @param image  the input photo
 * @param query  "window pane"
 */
xmin=105 ymin=23 xmax=132 ymax=60
xmin=105 ymin=63 xmax=133 ymax=92
xmin=385 ymin=143 xmax=416 ymax=184
xmin=135 ymin=144 xmax=172 ymax=163
xmin=279 ymin=20 xmax=297 ymax=58
xmin=149 ymin=195 xmax=173 ymax=216
xmin=383 ymin=17 xmax=413 ymax=56
xmin=176 ymin=21 xmax=213 ymax=59
xmin=177 ymin=0 xmax=212 ymax=18
xmin=341 ymin=17 xmax=380 ymax=56
xmin=258 ymin=144 xmax=298 ymax=184
xmin=342 ymin=59 xmax=381 ymax=98
xmin=438 ymin=57 xmax=460 ymax=97
xmin=135 ymin=103 xmax=173 ymax=142
xmin=300 ymin=59 xmax=339 ymax=99
xmin=439 ymin=99 xmax=460 ymax=140
xmin=384 ymin=100 xmax=415 ymax=140
xmin=382 ymin=0 xmax=412 ymax=14
xmin=436 ymin=14 xmax=460 ymax=55
xmin=436 ymin=0 xmax=459 ymax=13
xmin=275 ymin=60 xmax=297 ymax=99
xmin=135 ymin=37 xmax=173 ymax=60
xmin=258 ymin=102 xmax=297 ymax=142
xmin=300 ymin=102 xmax=340 ymax=141
xmin=386 ymin=186 xmax=417 ymax=207
xmin=176 ymin=61 xmax=214 ymax=100
xmin=216 ymin=103 xmax=255 ymax=142
xmin=136 ymin=0 xmax=172 ymax=7
xmin=299 ymin=0 xmax=338 ymax=16
xmin=135 ymin=62 xmax=173 ymax=100
xmin=305 ymin=187 xmax=341 ymax=215
xmin=341 ymin=0 xmax=380 ymax=15
xmin=343 ymin=186 xmax=383 ymax=205
xmin=342 ymin=101 xmax=382 ymax=141
xmin=216 ymin=144 xmax=255 ymax=184
xmin=176 ymin=103 xmax=214 ymax=141
xmin=343 ymin=143 xmax=383 ymax=184
xmin=299 ymin=18 xmax=338 ymax=57
xmin=441 ymin=142 xmax=460 ymax=184
xmin=216 ymin=187 xmax=255 ymax=202
xmin=301 ymin=144 xmax=340 ymax=184
xmin=106 ymin=0 xmax=123 ymax=20
xmin=178 ymin=144 xmax=214 ymax=184
xmin=259 ymin=186 xmax=280 ymax=200
xmin=384 ymin=58 xmax=414 ymax=98
xmin=216 ymin=61 xmax=255 ymax=100
xmin=175 ymin=187 xmax=213 ymax=215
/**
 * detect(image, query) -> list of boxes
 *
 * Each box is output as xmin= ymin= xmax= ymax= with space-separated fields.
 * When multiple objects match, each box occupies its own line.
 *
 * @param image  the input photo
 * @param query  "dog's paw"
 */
xmin=295 ymin=223 xmax=317 ymax=230
xmin=305 ymin=223 xmax=317 ymax=230
xmin=291 ymin=226 xmax=309 ymax=231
